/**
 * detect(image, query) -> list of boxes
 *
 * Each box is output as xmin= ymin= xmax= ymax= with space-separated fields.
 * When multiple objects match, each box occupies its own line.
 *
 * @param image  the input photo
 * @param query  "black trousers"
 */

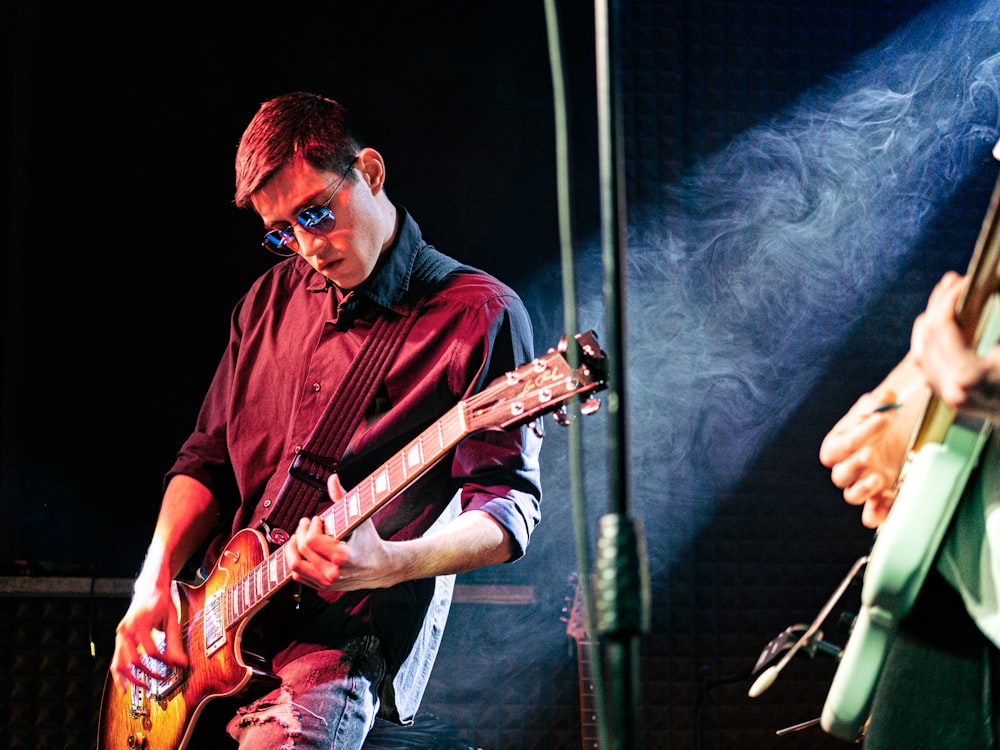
xmin=863 ymin=570 xmax=1000 ymax=749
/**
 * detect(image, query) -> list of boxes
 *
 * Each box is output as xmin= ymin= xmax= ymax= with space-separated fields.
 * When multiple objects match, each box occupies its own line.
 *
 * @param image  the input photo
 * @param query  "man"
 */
xmin=108 ymin=92 xmax=543 ymax=749
xmin=820 ymin=270 xmax=1000 ymax=747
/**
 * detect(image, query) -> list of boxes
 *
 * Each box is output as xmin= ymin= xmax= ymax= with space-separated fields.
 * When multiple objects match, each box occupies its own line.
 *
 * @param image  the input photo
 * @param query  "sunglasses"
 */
xmin=261 ymin=157 xmax=358 ymax=257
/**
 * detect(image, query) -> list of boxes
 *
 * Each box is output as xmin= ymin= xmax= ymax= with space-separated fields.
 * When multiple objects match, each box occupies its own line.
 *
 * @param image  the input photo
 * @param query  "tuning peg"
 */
xmin=552 ymin=406 xmax=572 ymax=426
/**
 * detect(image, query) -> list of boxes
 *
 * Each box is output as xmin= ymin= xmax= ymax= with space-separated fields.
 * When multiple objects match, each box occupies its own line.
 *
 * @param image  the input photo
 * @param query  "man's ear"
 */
xmin=355 ymin=147 xmax=386 ymax=193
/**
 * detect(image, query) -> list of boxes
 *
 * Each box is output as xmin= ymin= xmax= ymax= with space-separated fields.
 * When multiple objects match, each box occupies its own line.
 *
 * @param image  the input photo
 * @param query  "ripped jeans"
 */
xmin=227 ymin=635 xmax=387 ymax=750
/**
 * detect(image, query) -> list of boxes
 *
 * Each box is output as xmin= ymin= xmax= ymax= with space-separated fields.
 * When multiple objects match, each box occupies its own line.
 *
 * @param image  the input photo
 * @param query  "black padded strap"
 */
xmin=260 ymin=248 xmax=462 ymax=542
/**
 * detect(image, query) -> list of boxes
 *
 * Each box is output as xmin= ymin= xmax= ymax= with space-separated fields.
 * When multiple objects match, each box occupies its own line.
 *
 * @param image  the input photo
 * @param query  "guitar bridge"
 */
xmin=127 ymin=630 xmax=185 ymax=717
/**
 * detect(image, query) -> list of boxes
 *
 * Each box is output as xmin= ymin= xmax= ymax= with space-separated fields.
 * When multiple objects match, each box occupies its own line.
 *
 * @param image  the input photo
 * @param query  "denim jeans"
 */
xmin=226 ymin=636 xmax=387 ymax=750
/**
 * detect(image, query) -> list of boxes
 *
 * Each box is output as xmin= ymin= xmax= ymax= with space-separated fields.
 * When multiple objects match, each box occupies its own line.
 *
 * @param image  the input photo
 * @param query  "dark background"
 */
xmin=3 ymin=1 xmax=996 ymax=748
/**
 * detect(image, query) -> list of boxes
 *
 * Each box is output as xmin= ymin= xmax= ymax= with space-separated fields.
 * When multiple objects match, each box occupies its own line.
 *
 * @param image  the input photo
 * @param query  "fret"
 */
xmin=355 ymin=481 xmax=372 ymax=519
xmin=383 ymin=454 xmax=398 ymax=491
xmin=325 ymin=497 xmax=343 ymax=538
xmin=404 ymin=439 xmax=423 ymax=478
xmin=232 ymin=578 xmax=241 ymax=618
xmin=453 ymin=400 xmax=468 ymax=434
xmin=578 ymin=643 xmax=599 ymax=749
xmin=450 ymin=408 xmax=465 ymax=445
xmin=577 ymin=640 xmax=598 ymax=750
xmin=249 ymin=568 xmax=259 ymax=602
xmin=272 ymin=548 xmax=283 ymax=584
xmin=567 ymin=580 xmax=601 ymax=750
xmin=391 ymin=454 xmax=404 ymax=489
xmin=268 ymin=553 xmax=279 ymax=588
xmin=277 ymin=545 xmax=289 ymax=581
xmin=348 ymin=487 xmax=362 ymax=520
xmin=373 ymin=466 xmax=390 ymax=501
xmin=366 ymin=475 xmax=380 ymax=511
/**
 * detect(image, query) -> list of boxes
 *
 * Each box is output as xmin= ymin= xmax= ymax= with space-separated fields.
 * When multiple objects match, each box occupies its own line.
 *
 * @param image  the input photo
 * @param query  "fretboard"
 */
xmin=221 ymin=400 xmax=469 ymax=629
xmin=577 ymin=637 xmax=600 ymax=749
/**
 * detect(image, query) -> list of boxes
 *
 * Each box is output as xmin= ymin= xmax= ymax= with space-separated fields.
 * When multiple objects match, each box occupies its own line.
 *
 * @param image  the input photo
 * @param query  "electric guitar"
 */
xmin=565 ymin=577 xmax=600 ymax=750
xmin=820 ymin=166 xmax=1000 ymax=742
xmin=97 ymin=331 xmax=608 ymax=750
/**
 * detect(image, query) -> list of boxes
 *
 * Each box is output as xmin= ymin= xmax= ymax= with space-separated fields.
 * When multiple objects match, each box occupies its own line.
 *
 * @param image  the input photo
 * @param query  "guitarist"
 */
xmin=108 ymin=92 xmax=543 ymax=749
xmin=820 ymin=270 xmax=1000 ymax=748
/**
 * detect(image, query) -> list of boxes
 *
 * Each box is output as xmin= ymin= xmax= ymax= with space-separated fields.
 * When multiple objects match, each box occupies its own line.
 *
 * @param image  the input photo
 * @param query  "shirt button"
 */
xmin=263 ymin=499 xmax=272 ymax=508
xmin=312 ymin=382 xmax=322 ymax=392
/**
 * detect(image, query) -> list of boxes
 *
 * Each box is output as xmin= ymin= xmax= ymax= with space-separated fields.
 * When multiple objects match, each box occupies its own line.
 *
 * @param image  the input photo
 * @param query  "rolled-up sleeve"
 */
xmin=451 ymin=288 xmax=543 ymax=560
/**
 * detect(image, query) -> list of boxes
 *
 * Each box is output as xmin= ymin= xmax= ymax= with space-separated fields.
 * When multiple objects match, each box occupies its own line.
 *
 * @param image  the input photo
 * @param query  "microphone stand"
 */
xmin=593 ymin=2 xmax=650 ymax=748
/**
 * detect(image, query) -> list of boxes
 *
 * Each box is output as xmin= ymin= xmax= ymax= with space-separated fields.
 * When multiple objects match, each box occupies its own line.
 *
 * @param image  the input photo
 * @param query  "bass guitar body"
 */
xmin=97 ymin=528 xmax=280 ymax=750
xmin=819 ymin=420 xmax=989 ymax=741
xmin=821 ymin=154 xmax=1000 ymax=742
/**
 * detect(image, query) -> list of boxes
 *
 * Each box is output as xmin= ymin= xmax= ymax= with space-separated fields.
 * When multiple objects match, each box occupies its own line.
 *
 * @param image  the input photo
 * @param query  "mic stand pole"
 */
xmin=594 ymin=2 xmax=650 ymax=748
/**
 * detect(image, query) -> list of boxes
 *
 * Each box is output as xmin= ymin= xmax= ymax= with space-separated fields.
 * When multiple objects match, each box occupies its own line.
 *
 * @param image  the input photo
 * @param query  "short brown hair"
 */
xmin=234 ymin=92 xmax=362 ymax=208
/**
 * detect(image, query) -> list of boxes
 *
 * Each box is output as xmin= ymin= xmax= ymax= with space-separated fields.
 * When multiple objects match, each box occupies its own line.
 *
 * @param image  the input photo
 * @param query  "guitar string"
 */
xmin=175 ymin=406 xmax=467 ymax=642
xmin=176 ymin=350 xmax=571 ymax=643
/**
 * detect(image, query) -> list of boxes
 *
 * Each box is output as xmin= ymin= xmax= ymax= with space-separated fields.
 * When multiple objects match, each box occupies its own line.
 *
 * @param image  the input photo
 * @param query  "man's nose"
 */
xmin=294 ymin=227 xmax=326 ymax=257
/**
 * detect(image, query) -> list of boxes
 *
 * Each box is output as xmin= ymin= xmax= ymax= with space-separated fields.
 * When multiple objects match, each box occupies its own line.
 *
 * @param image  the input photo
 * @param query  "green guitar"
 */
xmin=820 ymin=165 xmax=1000 ymax=742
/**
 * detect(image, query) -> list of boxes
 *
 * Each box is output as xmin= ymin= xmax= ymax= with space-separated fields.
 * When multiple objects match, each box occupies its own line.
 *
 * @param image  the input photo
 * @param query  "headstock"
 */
xmin=466 ymin=330 xmax=608 ymax=433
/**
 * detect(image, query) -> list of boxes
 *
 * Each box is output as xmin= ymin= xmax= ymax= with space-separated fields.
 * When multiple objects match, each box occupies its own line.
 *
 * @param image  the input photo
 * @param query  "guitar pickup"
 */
xmin=204 ymin=589 xmax=226 ymax=657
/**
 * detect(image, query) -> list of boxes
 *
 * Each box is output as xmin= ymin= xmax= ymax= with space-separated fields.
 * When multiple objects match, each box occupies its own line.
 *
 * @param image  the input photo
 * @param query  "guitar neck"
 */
xmin=566 ymin=578 xmax=601 ymax=749
xmin=222 ymin=401 xmax=469 ymax=627
xmin=576 ymin=635 xmax=600 ymax=750
xmin=214 ymin=329 xmax=608 ymax=638
xmin=957 ymin=167 xmax=1000 ymax=339
xmin=318 ymin=403 xmax=468 ymax=540
xmin=907 ymin=169 xmax=1000 ymax=456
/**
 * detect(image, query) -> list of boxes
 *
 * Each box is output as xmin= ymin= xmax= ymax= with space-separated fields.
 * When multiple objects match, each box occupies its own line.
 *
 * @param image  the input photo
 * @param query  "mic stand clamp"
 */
xmin=748 ymin=555 xmax=869 ymax=738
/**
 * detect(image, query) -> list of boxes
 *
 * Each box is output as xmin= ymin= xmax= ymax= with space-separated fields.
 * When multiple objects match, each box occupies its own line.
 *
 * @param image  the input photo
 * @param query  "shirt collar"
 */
xmin=303 ymin=205 xmax=423 ymax=316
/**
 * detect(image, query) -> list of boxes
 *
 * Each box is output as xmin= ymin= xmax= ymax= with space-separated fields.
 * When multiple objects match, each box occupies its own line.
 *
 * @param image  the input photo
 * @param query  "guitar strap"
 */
xmin=259 ymin=247 xmax=463 ymax=544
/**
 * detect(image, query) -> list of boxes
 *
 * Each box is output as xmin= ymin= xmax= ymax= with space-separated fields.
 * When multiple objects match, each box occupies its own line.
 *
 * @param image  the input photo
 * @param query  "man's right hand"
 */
xmin=109 ymin=581 xmax=188 ymax=694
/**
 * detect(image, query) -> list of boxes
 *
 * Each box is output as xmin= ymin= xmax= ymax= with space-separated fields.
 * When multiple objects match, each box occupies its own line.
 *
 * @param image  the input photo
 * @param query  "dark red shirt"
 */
xmin=168 ymin=208 xmax=542 ymax=721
